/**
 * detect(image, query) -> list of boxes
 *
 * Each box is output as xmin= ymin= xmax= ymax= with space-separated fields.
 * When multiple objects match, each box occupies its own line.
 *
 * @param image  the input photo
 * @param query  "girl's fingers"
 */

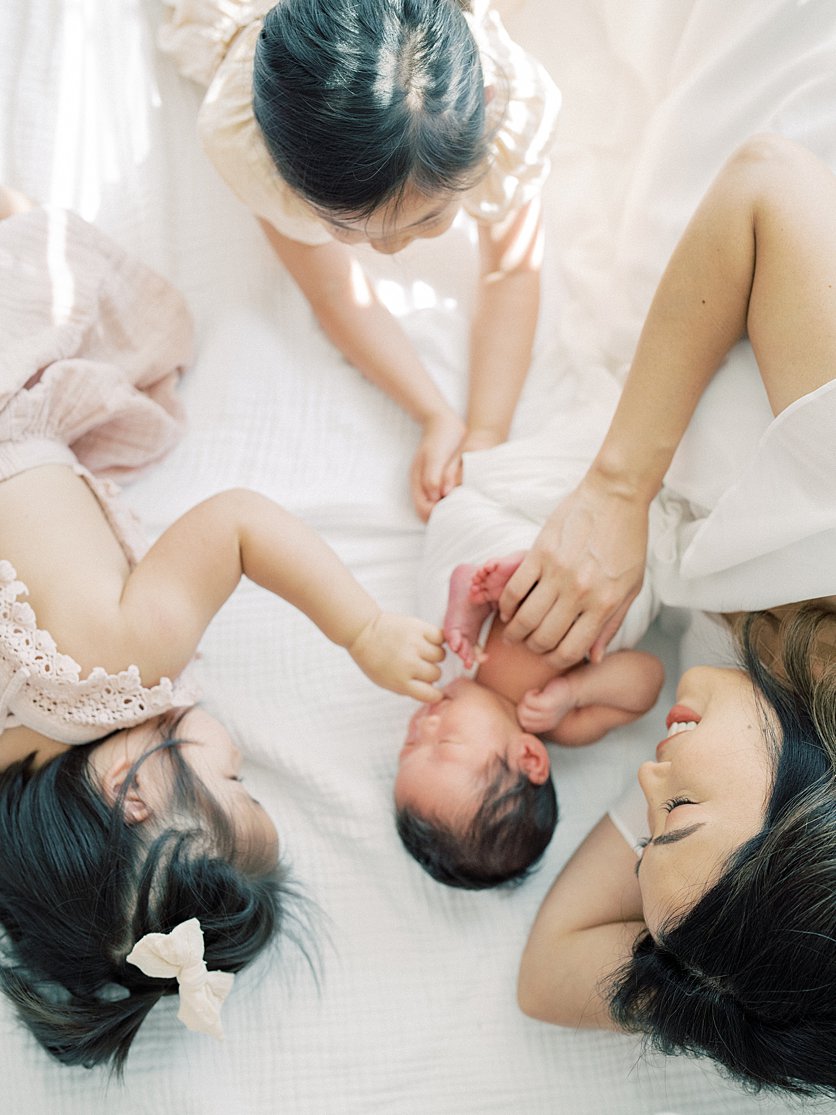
xmin=440 ymin=452 xmax=463 ymax=497
xmin=413 ymin=658 xmax=442 ymax=683
xmin=422 ymin=641 xmax=445 ymax=663
xmin=409 ymin=680 xmax=444 ymax=703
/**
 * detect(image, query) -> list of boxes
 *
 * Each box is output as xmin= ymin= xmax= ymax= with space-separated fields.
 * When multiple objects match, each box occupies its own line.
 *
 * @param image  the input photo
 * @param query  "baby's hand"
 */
xmin=410 ymin=409 xmax=466 ymax=521
xmin=517 ymin=676 xmax=575 ymax=734
xmin=348 ymin=612 xmax=445 ymax=702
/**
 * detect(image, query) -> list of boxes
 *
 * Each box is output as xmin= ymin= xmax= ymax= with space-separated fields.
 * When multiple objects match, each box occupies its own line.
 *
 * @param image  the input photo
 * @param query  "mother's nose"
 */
xmin=637 ymin=759 xmax=668 ymax=798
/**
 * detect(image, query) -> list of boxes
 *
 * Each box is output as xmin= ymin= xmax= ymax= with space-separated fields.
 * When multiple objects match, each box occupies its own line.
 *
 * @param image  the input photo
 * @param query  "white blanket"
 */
xmin=0 ymin=1 xmax=834 ymax=1112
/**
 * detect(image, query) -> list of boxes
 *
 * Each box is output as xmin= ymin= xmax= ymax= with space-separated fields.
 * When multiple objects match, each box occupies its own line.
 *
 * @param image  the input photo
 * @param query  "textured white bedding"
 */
xmin=1 ymin=1 xmax=835 ymax=1111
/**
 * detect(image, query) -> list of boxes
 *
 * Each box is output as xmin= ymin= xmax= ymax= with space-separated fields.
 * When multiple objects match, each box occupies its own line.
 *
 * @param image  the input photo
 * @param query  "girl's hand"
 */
xmin=438 ymin=426 xmax=505 ymax=498
xmin=498 ymin=471 xmax=651 ymax=670
xmin=348 ymin=612 xmax=445 ymax=702
xmin=410 ymin=409 xmax=466 ymax=521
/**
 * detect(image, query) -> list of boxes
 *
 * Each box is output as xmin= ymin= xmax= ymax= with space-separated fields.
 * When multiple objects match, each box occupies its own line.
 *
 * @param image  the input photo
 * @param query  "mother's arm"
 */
xmin=500 ymin=134 xmax=836 ymax=668
xmin=518 ymin=815 xmax=645 ymax=1029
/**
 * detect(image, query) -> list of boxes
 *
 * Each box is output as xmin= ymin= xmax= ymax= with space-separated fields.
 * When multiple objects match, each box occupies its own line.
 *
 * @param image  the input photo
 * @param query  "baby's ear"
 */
xmin=514 ymin=734 xmax=550 ymax=785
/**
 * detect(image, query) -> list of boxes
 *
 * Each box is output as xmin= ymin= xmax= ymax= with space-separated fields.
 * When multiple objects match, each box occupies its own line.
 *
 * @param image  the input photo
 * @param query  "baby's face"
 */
xmin=394 ymin=678 xmax=524 ymax=826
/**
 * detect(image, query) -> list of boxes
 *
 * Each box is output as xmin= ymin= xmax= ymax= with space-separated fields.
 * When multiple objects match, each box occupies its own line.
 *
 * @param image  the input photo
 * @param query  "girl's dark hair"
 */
xmin=396 ymin=762 xmax=557 ymax=889
xmin=252 ymin=0 xmax=488 ymax=219
xmin=0 ymin=723 xmax=289 ymax=1073
xmin=609 ymin=607 xmax=836 ymax=1098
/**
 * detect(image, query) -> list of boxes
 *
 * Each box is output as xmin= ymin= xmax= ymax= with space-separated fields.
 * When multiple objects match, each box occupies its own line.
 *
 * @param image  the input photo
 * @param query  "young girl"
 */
xmin=0 ymin=189 xmax=443 ymax=1070
xmin=158 ymin=0 xmax=561 ymax=518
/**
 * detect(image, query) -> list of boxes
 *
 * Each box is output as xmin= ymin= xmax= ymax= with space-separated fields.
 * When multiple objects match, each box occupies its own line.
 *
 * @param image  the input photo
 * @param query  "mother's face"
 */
xmin=635 ymin=667 xmax=776 ymax=936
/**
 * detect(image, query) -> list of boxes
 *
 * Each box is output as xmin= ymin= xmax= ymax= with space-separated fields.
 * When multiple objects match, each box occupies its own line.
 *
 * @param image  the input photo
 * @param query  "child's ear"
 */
xmin=98 ymin=757 xmax=152 ymax=825
xmin=484 ymin=83 xmax=495 ymax=107
xmin=514 ymin=734 xmax=550 ymax=785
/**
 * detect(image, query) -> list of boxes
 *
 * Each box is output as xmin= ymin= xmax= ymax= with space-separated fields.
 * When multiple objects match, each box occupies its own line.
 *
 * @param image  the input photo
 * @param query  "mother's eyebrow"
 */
xmin=635 ymin=822 xmax=707 ymax=875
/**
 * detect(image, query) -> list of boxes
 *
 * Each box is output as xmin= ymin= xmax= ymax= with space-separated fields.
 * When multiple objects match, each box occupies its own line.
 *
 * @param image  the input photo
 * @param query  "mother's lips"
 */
xmin=665 ymin=704 xmax=701 ymax=730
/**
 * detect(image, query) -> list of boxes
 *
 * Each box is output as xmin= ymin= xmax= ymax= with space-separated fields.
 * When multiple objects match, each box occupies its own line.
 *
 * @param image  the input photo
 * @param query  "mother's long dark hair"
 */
xmin=609 ymin=607 xmax=836 ymax=1097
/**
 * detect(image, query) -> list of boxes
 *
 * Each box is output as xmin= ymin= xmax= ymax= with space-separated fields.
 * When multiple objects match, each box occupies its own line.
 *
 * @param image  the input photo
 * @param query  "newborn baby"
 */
xmin=395 ymin=553 xmax=663 ymax=889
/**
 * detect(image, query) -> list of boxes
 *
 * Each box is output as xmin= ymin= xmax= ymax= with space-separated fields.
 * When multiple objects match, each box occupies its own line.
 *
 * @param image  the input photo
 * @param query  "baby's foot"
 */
xmin=469 ymin=551 xmax=526 ymax=605
xmin=444 ymin=563 xmax=491 ymax=669
xmin=517 ymin=675 xmax=576 ymax=734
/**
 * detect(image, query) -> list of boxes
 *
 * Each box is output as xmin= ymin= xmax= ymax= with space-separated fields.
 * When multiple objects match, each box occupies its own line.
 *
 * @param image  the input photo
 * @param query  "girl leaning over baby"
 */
xmin=160 ymin=0 xmax=560 ymax=519
xmin=0 ymin=191 xmax=443 ymax=1070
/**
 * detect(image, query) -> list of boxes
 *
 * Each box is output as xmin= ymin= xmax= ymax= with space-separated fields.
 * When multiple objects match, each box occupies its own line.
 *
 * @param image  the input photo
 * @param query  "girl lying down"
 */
xmin=0 ymin=190 xmax=443 ymax=1072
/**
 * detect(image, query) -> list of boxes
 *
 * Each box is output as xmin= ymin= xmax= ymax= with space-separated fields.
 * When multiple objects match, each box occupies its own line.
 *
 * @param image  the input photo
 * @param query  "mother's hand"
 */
xmin=497 ymin=471 xmax=651 ymax=669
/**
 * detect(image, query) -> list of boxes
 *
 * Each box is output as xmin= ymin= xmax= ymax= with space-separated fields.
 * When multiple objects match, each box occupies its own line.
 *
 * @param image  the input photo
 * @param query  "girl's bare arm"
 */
xmin=440 ymin=198 xmax=544 ymax=490
xmin=117 ymin=489 xmax=444 ymax=698
xmin=260 ymin=222 xmax=464 ymax=520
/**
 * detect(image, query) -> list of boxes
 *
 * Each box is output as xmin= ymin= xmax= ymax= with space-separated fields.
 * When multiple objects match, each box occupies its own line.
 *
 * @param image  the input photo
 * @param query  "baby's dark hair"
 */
xmin=396 ymin=760 xmax=557 ymax=889
xmin=0 ymin=723 xmax=290 ymax=1073
xmin=253 ymin=0 xmax=488 ymax=220
xmin=609 ymin=607 xmax=836 ymax=1098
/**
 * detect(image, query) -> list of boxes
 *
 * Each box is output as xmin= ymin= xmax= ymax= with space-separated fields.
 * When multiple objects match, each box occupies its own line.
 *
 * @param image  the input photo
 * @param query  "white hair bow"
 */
xmin=126 ymin=918 xmax=234 ymax=1040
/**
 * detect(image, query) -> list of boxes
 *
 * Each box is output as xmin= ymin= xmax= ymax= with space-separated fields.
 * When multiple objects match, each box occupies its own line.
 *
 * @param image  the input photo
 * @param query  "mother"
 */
xmin=515 ymin=135 xmax=836 ymax=1097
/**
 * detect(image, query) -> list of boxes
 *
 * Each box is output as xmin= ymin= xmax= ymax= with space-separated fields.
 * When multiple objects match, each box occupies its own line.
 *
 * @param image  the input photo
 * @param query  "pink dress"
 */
xmin=0 ymin=207 xmax=200 ymax=744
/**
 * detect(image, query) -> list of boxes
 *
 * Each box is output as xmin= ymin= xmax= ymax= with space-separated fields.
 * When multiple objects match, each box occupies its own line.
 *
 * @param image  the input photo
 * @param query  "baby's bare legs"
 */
xmin=444 ymin=563 xmax=492 ymax=669
xmin=470 ymin=551 xmax=526 ymax=605
xmin=518 ymin=650 xmax=664 ymax=747
xmin=445 ymin=552 xmax=528 ymax=668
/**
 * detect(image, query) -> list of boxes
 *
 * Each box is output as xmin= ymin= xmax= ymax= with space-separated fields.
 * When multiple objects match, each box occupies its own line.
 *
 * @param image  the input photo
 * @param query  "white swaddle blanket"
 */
xmin=420 ymin=363 xmax=659 ymax=650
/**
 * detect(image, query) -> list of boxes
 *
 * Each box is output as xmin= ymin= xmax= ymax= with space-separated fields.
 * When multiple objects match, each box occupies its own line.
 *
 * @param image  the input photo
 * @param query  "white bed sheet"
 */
xmin=1 ymin=1 xmax=835 ymax=1111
